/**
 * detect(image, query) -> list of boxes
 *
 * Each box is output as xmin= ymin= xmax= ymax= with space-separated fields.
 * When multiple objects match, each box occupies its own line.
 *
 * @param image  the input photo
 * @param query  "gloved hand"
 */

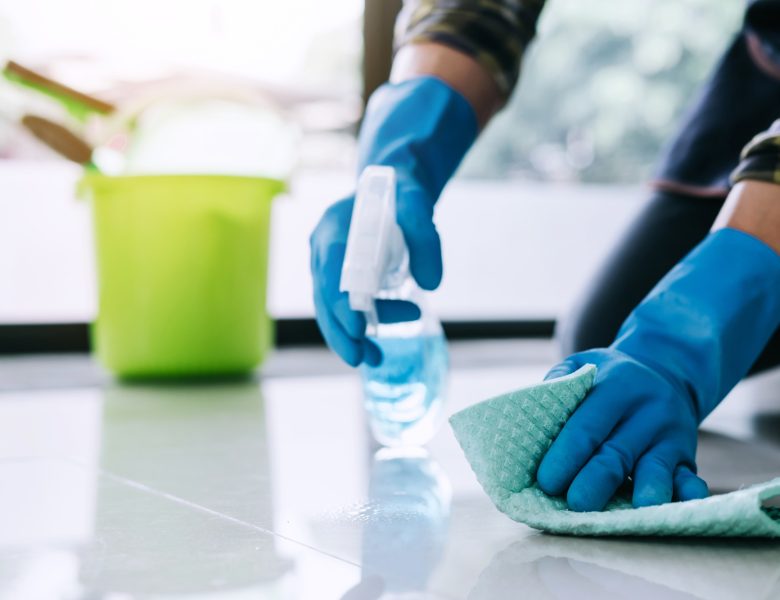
xmin=310 ymin=77 xmax=478 ymax=366
xmin=537 ymin=228 xmax=780 ymax=511
xmin=538 ymin=348 xmax=705 ymax=512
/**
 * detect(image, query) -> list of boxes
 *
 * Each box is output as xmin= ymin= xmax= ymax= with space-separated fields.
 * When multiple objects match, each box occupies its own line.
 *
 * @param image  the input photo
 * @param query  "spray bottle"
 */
xmin=341 ymin=166 xmax=448 ymax=446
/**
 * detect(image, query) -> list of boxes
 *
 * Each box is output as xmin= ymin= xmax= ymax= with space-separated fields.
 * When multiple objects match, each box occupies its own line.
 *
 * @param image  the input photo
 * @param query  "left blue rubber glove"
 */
xmin=537 ymin=228 xmax=780 ymax=511
xmin=310 ymin=77 xmax=477 ymax=366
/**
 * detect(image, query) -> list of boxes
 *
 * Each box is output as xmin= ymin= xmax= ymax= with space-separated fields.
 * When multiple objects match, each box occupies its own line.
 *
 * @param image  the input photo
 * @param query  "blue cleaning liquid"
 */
xmin=361 ymin=332 xmax=448 ymax=446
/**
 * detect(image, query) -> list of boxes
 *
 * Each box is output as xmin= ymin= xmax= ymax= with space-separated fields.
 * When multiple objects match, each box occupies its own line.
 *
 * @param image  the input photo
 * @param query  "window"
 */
xmin=0 ymin=0 xmax=363 ymax=171
xmin=427 ymin=0 xmax=744 ymax=322
xmin=0 ymin=0 xmax=749 ymax=336
xmin=460 ymin=0 xmax=743 ymax=183
xmin=0 ymin=1 xmax=362 ymax=91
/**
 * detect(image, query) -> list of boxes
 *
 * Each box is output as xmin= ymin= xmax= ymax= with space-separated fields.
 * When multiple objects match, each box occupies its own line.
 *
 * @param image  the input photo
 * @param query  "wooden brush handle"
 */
xmin=6 ymin=60 xmax=115 ymax=115
xmin=21 ymin=115 xmax=94 ymax=165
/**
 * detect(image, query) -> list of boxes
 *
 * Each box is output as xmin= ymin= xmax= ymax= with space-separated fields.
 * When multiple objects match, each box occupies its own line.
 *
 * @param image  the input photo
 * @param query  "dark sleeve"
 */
xmin=395 ymin=0 xmax=546 ymax=98
xmin=745 ymin=0 xmax=780 ymax=74
xmin=731 ymin=120 xmax=780 ymax=185
xmin=728 ymin=1 xmax=780 ymax=185
xmin=652 ymin=1 xmax=780 ymax=196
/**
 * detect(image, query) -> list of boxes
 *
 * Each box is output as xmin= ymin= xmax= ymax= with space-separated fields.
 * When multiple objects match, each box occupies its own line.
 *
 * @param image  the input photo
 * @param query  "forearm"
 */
xmin=613 ymin=123 xmax=780 ymax=413
xmin=613 ymin=226 xmax=780 ymax=416
xmin=391 ymin=43 xmax=502 ymax=128
xmin=393 ymin=0 xmax=546 ymax=128
xmin=713 ymin=180 xmax=780 ymax=255
xmin=715 ymin=121 xmax=780 ymax=255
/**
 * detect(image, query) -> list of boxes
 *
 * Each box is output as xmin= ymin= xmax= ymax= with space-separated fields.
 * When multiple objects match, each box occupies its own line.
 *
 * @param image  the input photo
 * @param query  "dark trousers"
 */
xmin=556 ymin=190 xmax=780 ymax=375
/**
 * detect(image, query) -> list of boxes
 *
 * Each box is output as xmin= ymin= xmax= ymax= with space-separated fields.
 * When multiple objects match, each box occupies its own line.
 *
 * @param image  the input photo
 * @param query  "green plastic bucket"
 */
xmin=80 ymin=174 xmax=284 ymax=378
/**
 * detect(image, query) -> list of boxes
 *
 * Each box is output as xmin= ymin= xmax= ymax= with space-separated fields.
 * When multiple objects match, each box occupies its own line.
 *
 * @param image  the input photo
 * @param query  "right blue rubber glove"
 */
xmin=538 ymin=228 xmax=780 ymax=511
xmin=310 ymin=77 xmax=478 ymax=366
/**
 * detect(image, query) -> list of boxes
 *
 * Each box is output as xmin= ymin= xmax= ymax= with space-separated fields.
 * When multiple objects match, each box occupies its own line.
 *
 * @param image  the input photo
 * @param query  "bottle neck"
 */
xmin=368 ymin=284 xmax=441 ymax=339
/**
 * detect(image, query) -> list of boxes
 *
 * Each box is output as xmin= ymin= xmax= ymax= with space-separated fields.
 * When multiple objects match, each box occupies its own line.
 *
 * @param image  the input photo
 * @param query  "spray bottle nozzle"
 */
xmin=340 ymin=166 xmax=407 ymax=324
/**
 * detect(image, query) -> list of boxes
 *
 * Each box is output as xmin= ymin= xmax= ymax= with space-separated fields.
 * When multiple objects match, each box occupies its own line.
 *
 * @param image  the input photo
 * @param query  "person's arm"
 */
xmin=395 ymin=0 xmax=545 ymax=97
xmin=391 ymin=43 xmax=502 ymax=128
xmin=311 ymin=0 xmax=546 ymax=366
xmin=393 ymin=0 xmax=546 ymax=126
xmin=714 ymin=121 xmax=780 ymax=253
xmin=537 ymin=122 xmax=780 ymax=512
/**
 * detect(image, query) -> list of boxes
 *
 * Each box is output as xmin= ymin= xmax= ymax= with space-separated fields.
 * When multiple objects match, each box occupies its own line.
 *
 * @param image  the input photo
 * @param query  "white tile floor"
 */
xmin=1 ymin=340 xmax=780 ymax=599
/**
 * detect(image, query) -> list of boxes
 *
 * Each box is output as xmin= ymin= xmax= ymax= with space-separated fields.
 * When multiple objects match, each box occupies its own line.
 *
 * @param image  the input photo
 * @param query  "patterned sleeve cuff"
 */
xmin=731 ymin=120 xmax=780 ymax=185
xmin=394 ymin=0 xmax=545 ymax=98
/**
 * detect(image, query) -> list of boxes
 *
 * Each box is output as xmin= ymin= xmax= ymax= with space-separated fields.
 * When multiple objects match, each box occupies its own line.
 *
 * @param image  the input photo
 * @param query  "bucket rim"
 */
xmin=80 ymin=172 xmax=287 ymax=184
xmin=77 ymin=172 xmax=287 ymax=199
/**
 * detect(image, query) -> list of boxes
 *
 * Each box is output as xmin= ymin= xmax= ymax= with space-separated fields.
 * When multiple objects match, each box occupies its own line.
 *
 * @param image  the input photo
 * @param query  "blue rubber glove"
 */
xmin=537 ymin=228 xmax=780 ymax=511
xmin=310 ymin=77 xmax=477 ymax=366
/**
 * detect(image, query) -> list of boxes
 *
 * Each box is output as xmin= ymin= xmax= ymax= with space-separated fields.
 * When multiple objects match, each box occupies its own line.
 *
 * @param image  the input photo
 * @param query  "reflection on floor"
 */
xmin=0 ymin=340 xmax=779 ymax=599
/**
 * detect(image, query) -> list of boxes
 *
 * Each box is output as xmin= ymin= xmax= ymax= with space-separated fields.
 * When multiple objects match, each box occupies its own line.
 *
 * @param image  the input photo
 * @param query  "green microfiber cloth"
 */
xmin=449 ymin=364 xmax=780 ymax=537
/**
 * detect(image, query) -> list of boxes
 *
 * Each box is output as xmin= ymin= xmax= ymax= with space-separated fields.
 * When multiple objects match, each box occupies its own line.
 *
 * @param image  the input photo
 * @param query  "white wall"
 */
xmin=0 ymin=161 xmax=644 ymax=324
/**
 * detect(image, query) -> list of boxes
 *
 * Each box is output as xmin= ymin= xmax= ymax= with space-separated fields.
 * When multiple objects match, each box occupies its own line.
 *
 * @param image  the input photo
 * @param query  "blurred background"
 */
xmin=0 ymin=0 xmax=743 ymax=351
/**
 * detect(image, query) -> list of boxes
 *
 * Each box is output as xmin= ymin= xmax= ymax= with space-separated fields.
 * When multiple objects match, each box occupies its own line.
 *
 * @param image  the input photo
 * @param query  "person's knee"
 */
xmin=555 ymin=298 xmax=619 ymax=360
xmin=555 ymin=190 xmax=725 ymax=361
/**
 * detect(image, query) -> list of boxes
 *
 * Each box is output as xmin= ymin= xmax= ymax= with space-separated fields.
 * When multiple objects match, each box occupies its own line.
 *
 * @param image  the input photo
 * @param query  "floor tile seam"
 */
xmin=77 ymin=462 xmax=364 ymax=570
xmin=12 ymin=458 xmax=464 ymax=599
xmin=62 ymin=458 xmax=464 ymax=599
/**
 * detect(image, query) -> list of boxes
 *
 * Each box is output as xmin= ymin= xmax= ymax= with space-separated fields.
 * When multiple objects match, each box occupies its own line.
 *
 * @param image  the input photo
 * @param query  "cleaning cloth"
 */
xmin=449 ymin=364 xmax=780 ymax=537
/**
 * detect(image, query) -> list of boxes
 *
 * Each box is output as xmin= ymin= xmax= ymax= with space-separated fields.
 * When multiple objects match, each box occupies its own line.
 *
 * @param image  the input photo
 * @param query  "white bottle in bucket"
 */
xmin=340 ymin=166 xmax=448 ymax=446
